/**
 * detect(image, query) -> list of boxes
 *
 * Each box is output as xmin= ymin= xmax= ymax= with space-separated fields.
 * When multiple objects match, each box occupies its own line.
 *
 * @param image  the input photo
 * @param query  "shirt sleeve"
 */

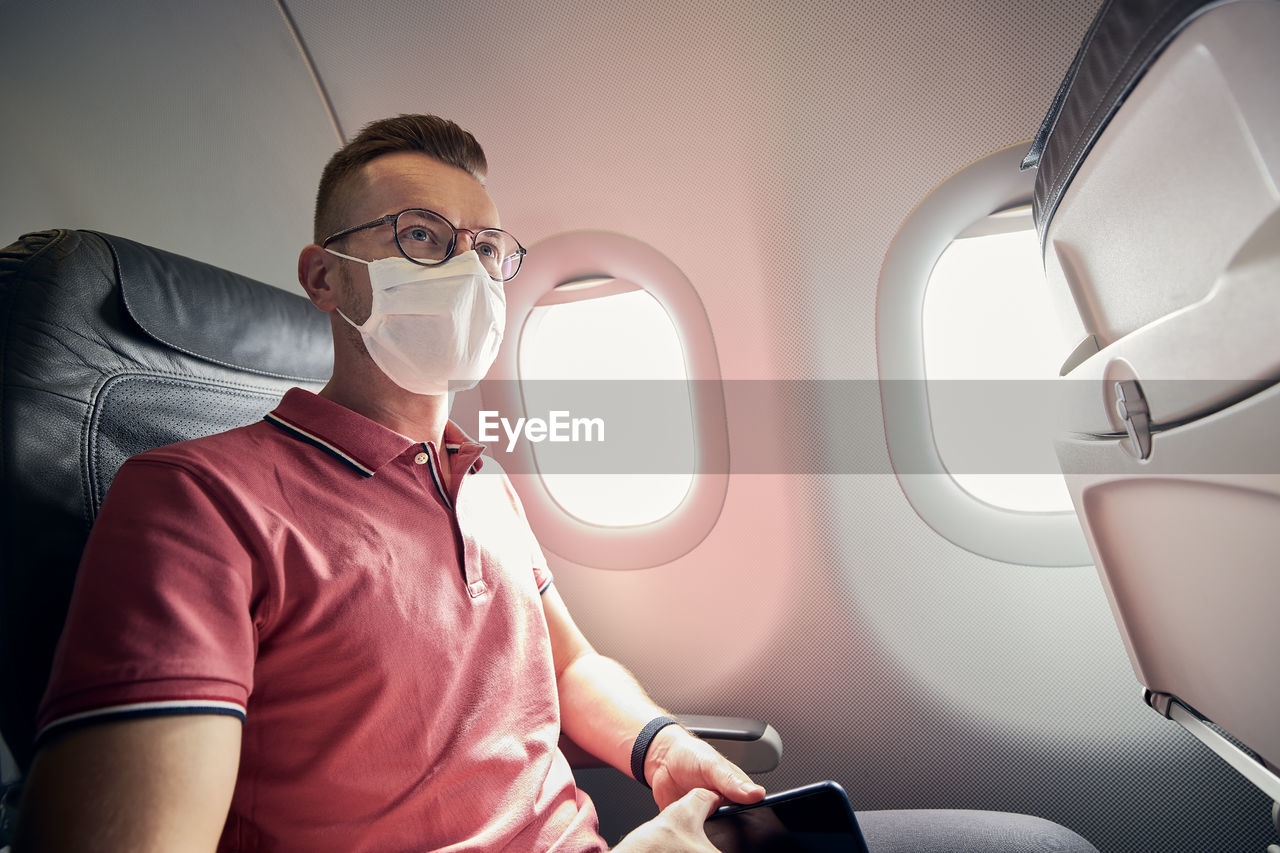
xmin=36 ymin=455 xmax=258 ymax=745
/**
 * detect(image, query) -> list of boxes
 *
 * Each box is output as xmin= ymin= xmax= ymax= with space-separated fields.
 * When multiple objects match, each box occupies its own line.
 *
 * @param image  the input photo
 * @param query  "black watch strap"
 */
xmin=630 ymin=716 xmax=680 ymax=787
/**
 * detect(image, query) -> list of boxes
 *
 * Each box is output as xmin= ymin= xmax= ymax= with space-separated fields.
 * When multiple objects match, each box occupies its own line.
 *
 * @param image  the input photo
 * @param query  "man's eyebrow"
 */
xmin=386 ymin=204 xmax=501 ymax=232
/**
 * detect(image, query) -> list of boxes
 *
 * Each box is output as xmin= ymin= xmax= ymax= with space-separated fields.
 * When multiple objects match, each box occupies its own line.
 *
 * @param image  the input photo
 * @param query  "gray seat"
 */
xmin=858 ymin=810 xmax=1098 ymax=853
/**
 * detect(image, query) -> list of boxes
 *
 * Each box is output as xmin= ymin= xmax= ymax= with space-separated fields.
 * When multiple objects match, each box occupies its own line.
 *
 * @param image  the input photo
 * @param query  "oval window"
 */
xmin=518 ymin=280 xmax=695 ymax=526
xmin=922 ymin=206 xmax=1078 ymax=513
xmin=877 ymin=145 xmax=1091 ymax=566
xmin=477 ymin=230 xmax=729 ymax=570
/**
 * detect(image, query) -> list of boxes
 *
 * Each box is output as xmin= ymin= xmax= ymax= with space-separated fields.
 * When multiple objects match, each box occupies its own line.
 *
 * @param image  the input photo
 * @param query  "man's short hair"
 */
xmin=313 ymin=114 xmax=489 ymax=244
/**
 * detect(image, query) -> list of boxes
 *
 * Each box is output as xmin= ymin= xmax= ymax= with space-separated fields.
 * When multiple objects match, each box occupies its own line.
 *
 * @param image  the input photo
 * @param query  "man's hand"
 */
xmin=645 ymin=725 xmax=766 ymax=811
xmin=612 ymin=787 xmax=723 ymax=852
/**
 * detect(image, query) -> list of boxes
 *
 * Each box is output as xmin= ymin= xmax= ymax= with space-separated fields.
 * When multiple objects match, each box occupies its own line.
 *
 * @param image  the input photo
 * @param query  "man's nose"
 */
xmin=454 ymin=229 xmax=478 ymax=252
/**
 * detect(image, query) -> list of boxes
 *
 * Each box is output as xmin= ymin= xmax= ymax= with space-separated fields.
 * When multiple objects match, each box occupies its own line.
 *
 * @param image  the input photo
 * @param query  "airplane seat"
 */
xmin=1024 ymin=0 xmax=1280 ymax=831
xmin=0 ymin=228 xmax=333 ymax=824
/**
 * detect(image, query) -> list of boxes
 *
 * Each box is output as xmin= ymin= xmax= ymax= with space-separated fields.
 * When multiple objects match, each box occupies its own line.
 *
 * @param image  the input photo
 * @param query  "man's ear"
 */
xmin=298 ymin=244 xmax=339 ymax=311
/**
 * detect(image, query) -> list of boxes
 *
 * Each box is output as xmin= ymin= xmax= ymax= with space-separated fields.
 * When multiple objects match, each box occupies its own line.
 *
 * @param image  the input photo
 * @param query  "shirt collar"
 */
xmin=265 ymin=388 xmax=486 ymax=478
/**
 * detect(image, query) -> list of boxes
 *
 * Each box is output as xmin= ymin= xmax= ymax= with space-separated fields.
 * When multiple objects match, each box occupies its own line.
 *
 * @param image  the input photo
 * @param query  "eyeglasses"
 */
xmin=322 ymin=207 xmax=527 ymax=282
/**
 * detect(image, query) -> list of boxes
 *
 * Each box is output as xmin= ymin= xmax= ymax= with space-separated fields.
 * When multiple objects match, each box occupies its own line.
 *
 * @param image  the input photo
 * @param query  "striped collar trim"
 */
xmin=263 ymin=389 xmax=487 ymax=477
xmin=264 ymin=411 xmax=378 ymax=477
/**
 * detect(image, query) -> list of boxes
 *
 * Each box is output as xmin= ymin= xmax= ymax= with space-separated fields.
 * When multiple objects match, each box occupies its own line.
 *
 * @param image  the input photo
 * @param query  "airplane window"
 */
xmin=922 ymin=207 xmax=1077 ymax=513
xmin=877 ymin=144 xmax=1091 ymax=567
xmin=478 ymin=229 xmax=728 ymax=570
xmin=519 ymin=281 xmax=695 ymax=526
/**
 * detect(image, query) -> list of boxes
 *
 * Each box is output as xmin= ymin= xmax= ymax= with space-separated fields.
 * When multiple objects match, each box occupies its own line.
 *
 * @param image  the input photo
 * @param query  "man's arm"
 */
xmin=15 ymin=714 xmax=241 ymax=853
xmin=543 ymin=585 xmax=765 ymax=811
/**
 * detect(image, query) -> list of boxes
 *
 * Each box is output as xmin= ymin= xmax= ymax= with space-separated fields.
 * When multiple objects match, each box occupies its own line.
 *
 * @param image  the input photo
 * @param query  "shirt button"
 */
xmin=414 ymin=452 xmax=430 ymax=465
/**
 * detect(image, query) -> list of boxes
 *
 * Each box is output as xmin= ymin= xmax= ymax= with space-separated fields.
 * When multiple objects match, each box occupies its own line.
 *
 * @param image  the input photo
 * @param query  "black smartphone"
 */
xmin=704 ymin=780 xmax=870 ymax=853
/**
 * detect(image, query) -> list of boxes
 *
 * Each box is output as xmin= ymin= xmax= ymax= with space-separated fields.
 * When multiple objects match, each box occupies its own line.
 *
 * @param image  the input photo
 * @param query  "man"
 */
xmin=16 ymin=114 xmax=764 ymax=851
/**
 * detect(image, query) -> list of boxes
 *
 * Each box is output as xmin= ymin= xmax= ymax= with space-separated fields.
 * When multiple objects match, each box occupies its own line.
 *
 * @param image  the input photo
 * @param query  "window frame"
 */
xmin=877 ymin=144 xmax=1091 ymax=567
xmin=476 ymin=230 xmax=728 ymax=570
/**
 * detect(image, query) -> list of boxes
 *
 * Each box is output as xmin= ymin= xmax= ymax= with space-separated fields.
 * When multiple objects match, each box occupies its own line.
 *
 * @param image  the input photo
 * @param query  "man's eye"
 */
xmin=404 ymin=227 xmax=435 ymax=243
xmin=476 ymin=241 xmax=498 ymax=258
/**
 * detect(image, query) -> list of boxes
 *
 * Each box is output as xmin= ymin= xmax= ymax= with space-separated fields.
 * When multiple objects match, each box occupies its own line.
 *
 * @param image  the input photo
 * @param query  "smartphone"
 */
xmin=704 ymin=780 xmax=870 ymax=853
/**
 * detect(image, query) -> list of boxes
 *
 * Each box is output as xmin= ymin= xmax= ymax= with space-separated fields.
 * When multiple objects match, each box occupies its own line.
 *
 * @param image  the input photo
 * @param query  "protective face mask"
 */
xmin=327 ymin=249 xmax=506 ymax=395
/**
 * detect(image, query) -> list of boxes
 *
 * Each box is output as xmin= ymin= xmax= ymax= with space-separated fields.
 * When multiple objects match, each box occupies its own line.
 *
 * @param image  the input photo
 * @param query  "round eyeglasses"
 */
xmin=321 ymin=207 xmax=527 ymax=282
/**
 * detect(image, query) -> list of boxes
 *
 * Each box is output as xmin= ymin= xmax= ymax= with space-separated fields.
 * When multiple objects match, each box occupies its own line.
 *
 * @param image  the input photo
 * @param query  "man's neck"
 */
xmin=318 ymin=374 xmax=451 ymax=447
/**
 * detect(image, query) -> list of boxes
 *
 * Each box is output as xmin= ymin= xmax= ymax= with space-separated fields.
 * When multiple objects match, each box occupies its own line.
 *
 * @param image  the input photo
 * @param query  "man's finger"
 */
xmin=717 ymin=761 xmax=766 ymax=803
xmin=672 ymin=786 xmax=723 ymax=822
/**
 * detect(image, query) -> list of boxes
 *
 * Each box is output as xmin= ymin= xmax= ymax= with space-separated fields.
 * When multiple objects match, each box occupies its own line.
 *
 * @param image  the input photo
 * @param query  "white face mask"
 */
xmin=327 ymin=249 xmax=506 ymax=395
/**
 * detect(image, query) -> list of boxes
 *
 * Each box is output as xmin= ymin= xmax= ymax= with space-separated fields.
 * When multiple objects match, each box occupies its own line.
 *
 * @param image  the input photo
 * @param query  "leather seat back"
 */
xmin=0 ymin=229 xmax=330 ymax=772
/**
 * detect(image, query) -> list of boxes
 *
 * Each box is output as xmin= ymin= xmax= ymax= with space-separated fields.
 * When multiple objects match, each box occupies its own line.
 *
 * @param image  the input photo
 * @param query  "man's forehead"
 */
xmin=355 ymin=152 xmax=498 ymax=226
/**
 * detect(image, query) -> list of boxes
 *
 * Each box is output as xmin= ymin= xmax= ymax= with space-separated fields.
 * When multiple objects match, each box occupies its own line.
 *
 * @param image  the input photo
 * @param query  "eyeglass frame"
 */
xmin=320 ymin=207 xmax=527 ymax=282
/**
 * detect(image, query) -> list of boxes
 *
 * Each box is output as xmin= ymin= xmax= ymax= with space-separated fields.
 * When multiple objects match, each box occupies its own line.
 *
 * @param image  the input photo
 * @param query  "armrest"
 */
xmin=559 ymin=714 xmax=782 ymax=774
xmin=679 ymin=714 xmax=782 ymax=773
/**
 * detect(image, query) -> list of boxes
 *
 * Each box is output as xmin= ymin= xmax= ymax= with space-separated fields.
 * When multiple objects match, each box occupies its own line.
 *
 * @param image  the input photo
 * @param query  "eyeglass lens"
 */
xmin=395 ymin=209 xmax=523 ymax=281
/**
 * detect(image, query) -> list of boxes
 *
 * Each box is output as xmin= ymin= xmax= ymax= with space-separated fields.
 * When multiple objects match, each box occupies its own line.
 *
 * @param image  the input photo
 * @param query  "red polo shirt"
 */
xmin=38 ymin=388 xmax=606 ymax=852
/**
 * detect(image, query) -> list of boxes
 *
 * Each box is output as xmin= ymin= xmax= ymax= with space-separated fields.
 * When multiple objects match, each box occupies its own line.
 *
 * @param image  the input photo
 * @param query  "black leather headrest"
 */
xmin=113 ymin=231 xmax=332 ymax=381
xmin=0 ymin=229 xmax=331 ymax=771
